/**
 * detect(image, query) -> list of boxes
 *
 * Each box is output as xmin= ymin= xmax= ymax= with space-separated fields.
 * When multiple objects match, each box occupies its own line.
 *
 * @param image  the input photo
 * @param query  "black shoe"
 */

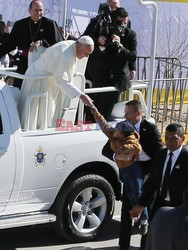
xmin=119 ymin=247 xmax=130 ymax=250
xmin=139 ymin=223 xmax=148 ymax=235
xmin=131 ymin=220 xmax=140 ymax=235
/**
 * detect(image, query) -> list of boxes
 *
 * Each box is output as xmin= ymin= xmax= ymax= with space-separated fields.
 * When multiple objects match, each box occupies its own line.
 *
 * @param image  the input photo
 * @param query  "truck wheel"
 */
xmin=53 ymin=174 xmax=115 ymax=242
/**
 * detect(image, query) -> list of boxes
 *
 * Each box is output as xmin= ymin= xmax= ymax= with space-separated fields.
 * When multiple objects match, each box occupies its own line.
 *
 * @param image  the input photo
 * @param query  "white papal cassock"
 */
xmin=18 ymin=40 xmax=83 ymax=130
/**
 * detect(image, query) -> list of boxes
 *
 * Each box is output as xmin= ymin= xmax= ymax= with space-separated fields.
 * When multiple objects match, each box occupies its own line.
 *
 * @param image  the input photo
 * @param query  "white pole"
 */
xmin=138 ymin=0 xmax=158 ymax=120
xmin=62 ymin=0 xmax=67 ymax=37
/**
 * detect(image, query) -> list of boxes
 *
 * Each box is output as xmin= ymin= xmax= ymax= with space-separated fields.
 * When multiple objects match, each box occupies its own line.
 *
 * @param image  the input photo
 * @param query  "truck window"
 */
xmin=0 ymin=114 xmax=3 ymax=134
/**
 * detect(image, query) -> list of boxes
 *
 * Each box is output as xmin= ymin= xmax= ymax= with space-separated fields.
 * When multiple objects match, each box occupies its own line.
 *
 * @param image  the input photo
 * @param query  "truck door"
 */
xmin=0 ymin=93 xmax=16 ymax=212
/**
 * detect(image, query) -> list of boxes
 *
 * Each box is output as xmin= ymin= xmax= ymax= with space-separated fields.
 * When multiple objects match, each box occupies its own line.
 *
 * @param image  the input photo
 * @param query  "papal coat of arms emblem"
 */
xmin=34 ymin=146 xmax=46 ymax=167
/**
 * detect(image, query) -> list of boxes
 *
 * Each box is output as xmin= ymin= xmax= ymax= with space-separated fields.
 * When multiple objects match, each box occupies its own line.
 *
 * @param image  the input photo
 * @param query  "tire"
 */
xmin=53 ymin=174 xmax=115 ymax=242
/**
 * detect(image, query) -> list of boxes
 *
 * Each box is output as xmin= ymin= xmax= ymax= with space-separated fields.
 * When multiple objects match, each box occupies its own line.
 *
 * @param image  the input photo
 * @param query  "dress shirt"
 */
xmin=160 ymin=145 xmax=183 ymax=201
xmin=162 ymin=146 xmax=182 ymax=178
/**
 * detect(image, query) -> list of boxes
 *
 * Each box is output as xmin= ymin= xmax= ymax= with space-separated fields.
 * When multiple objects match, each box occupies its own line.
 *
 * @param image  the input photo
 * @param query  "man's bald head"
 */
xmin=107 ymin=0 xmax=120 ymax=11
xmin=29 ymin=0 xmax=43 ymax=9
xmin=29 ymin=0 xmax=44 ymax=22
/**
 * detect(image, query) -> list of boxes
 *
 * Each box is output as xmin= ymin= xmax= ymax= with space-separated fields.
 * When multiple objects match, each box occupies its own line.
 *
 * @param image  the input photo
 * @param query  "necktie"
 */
xmin=160 ymin=152 xmax=173 ymax=199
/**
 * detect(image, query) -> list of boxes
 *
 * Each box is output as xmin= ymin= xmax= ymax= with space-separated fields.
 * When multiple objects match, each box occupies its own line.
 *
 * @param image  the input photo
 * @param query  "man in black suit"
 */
xmin=102 ymin=100 xmax=163 ymax=250
xmin=103 ymin=100 xmax=163 ymax=174
xmin=146 ymin=185 xmax=188 ymax=250
xmin=131 ymin=123 xmax=188 ymax=249
xmin=0 ymin=0 xmax=63 ymax=89
xmin=84 ymin=7 xmax=137 ymax=121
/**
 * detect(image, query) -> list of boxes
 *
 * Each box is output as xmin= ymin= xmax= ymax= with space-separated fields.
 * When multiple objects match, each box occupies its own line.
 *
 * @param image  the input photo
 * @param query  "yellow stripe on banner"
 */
xmin=153 ymin=89 xmax=188 ymax=104
xmin=155 ymin=0 xmax=188 ymax=2
xmin=122 ymin=89 xmax=188 ymax=105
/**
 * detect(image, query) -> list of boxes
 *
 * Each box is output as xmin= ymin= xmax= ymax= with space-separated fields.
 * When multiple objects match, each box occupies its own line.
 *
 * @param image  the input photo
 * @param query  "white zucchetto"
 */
xmin=77 ymin=36 xmax=94 ymax=46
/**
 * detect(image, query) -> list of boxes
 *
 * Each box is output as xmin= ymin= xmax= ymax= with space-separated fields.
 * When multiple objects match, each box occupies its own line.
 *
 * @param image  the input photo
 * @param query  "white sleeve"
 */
xmin=57 ymin=79 xmax=83 ymax=99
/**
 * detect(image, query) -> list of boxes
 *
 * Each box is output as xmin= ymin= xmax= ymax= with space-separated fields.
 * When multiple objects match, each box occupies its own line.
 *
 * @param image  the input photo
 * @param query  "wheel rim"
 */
xmin=70 ymin=187 xmax=107 ymax=233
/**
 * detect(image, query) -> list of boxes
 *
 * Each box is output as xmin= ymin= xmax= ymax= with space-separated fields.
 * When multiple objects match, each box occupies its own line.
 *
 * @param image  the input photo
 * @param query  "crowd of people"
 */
xmin=0 ymin=0 xmax=188 ymax=249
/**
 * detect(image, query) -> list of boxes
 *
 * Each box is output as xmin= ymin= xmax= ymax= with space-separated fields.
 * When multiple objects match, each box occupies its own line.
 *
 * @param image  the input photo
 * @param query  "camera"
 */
xmin=97 ymin=3 xmax=112 ymax=39
xmin=98 ymin=3 xmax=112 ymax=24
xmin=108 ymin=22 xmax=126 ymax=37
xmin=97 ymin=3 xmax=125 ymax=46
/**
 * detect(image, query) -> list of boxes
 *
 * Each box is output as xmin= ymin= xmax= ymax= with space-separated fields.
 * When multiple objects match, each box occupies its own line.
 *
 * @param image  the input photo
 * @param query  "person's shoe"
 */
xmin=131 ymin=220 xmax=140 ymax=235
xmin=119 ymin=247 xmax=130 ymax=250
xmin=139 ymin=223 xmax=148 ymax=235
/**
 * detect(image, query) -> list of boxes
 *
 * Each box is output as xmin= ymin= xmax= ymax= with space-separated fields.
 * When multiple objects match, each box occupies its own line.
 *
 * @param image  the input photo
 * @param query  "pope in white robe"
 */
xmin=18 ymin=36 xmax=94 ymax=130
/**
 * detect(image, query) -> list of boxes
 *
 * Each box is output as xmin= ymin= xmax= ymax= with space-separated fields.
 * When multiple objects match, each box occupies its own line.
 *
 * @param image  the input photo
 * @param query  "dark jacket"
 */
xmin=0 ymin=16 xmax=63 ymax=57
xmin=83 ymin=14 xmax=137 ymax=92
xmin=139 ymin=119 xmax=163 ymax=159
xmin=0 ymin=16 xmax=63 ymax=88
xmin=138 ymin=145 xmax=188 ymax=208
xmin=85 ymin=27 xmax=137 ymax=92
xmin=102 ymin=118 xmax=162 ymax=162
xmin=146 ymin=204 xmax=188 ymax=250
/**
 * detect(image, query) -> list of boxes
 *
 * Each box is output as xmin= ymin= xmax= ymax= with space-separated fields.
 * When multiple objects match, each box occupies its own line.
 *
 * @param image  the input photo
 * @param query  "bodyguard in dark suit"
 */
xmin=102 ymin=100 xmax=163 ymax=250
xmin=102 ymin=100 xmax=163 ymax=175
xmin=146 ymin=185 xmax=188 ymax=250
xmin=0 ymin=0 xmax=62 ymax=89
xmin=131 ymin=123 xmax=188 ymax=249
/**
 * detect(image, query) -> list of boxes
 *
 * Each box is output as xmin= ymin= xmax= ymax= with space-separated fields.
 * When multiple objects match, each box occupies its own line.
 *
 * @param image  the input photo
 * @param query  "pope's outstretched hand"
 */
xmin=80 ymin=94 xmax=93 ymax=107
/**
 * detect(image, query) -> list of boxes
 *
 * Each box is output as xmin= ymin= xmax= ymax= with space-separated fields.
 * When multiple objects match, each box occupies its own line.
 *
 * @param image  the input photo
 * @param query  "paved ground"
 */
xmin=0 ymin=201 xmax=142 ymax=250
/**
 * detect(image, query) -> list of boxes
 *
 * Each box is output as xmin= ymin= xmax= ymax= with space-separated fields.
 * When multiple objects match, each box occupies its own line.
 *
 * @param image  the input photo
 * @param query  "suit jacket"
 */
xmin=84 ymin=15 xmax=137 ymax=92
xmin=138 ymin=145 xmax=188 ymax=209
xmin=86 ymin=28 xmax=137 ymax=92
xmin=139 ymin=119 xmax=163 ymax=159
xmin=102 ymin=118 xmax=162 ymax=163
xmin=146 ymin=205 xmax=188 ymax=250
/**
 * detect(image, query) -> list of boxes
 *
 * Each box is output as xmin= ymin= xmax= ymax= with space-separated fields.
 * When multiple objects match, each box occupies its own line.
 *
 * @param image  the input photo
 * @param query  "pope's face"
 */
xmin=29 ymin=1 xmax=44 ymax=22
xmin=76 ymin=43 xmax=94 ymax=59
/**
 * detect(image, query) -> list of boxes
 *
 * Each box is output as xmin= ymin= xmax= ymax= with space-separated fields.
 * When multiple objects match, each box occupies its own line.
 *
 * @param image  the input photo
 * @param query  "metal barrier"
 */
xmin=152 ymin=77 xmax=188 ymax=134
xmin=134 ymin=56 xmax=188 ymax=133
xmin=2 ymin=55 xmax=188 ymax=134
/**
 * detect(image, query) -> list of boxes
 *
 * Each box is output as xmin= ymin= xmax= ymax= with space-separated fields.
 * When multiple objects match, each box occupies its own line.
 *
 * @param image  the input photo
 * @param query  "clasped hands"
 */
xmin=29 ymin=40 xmax=42 ymax=52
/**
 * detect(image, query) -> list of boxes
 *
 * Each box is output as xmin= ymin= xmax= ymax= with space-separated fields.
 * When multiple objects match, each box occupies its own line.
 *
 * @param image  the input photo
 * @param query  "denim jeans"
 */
xmin=119 ymin=161 xmax=148 ymax=221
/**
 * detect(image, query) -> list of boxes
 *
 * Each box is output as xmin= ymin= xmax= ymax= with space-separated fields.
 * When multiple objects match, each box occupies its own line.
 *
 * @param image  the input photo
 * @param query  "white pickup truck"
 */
xmin=0 ymin=77 xmax=121 ymax=242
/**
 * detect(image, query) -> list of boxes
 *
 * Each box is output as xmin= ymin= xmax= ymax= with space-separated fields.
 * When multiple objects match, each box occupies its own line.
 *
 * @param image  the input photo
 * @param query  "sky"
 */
xmin=0 ymin=0 xmax=188 ymax=65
